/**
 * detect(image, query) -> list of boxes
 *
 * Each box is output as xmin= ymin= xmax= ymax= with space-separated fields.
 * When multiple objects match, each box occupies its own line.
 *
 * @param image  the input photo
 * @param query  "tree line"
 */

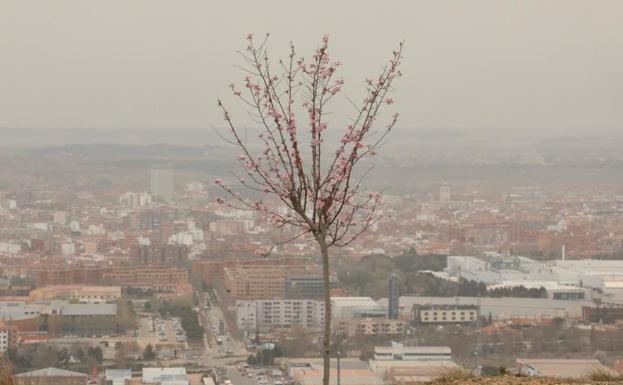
xmin=338 ymin=250 xmax=546 ymax=299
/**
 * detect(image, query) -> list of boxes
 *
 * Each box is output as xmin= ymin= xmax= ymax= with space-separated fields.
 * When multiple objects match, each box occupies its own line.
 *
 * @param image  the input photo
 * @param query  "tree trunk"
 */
xmin=320 ymin=239 xmax=331 ymax=385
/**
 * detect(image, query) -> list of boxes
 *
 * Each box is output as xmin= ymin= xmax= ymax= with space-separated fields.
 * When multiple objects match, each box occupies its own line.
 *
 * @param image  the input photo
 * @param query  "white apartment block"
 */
xmin=236 ymin=299 xmax=324 ymax=332
xmin=414 ymin=305 xmax=478 ymax=324
xmin=0 ymin=329 xmax=10 ymax=352
xmin=336 ymin=318 xmax=405 ymax=337
xmin=0 ymin=321 xmax=16 ymax=352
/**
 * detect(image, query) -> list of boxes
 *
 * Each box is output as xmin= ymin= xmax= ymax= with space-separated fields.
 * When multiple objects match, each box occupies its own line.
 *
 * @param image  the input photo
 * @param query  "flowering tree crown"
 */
xmin=216 ymin=34 xmax=403 ymax=253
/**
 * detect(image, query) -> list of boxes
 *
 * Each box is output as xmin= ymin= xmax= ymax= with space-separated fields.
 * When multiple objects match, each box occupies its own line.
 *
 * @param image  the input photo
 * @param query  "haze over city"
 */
xmin=1 ymin=2 xmax=623 ymax=385
xmin=1 ymin=0 xmax=622 ymax=136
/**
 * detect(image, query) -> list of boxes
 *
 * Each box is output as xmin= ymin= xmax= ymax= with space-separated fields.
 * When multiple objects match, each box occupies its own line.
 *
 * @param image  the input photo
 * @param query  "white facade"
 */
xmin=142 ymin=367 xmax=188 ymax=385
xmin=0 ymin=329 xmax=10 ymax=352
xmin=60 ymin=241 xmax=76 ymax=256
xmin=119 ymin=191 xmax=153 ymax=208
xmin=416 ymin=307 xmax=478 ymax=324
xmin=337 ymin=318 xmax=405 ymax=337
xmin=186 ymin=181 xmax=205 ymax=193
xmin=237 ymin=299 xmax=324 ymax=332
xmin=169 ymin=228 xmax=203 ymax=245
xmin=0 ymin=242 xmax=21 ymax=255
xmin=447 ymin=255 xmax=623 ymax=293
xmin=70 ymin=220 xmax=80 ymax=232
xmin=374 ymin=342 xmax=452 ymax=361
xmin=32 ymin=222 xmax=51 ymax=231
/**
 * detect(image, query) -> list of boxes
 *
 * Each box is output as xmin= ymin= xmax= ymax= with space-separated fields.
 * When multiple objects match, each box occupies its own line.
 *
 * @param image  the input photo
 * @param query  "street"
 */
xmin=199 ymin=289 xmax=258 ymax=385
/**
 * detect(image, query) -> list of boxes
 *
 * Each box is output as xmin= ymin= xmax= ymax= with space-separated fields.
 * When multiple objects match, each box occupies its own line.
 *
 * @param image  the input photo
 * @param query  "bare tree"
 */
xmin=0 ymin=357 xmax=16 ymax=385
xmin=215 ymin=34 xmax=403 ymax=385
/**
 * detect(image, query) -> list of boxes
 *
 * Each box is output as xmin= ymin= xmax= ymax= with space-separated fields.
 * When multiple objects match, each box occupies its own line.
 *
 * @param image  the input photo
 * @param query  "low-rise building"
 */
xmin=380 ymin=296 xmax=592 ymax=320
xmin=142 ymin=367 xmax=188 ymax=385
xmin=412 ymin=304 xmax=479 ymax=325
xmin=104 ymin=369 xmax=132 ymax=385
xmin=336 ymin=318 xmax=405 ymax=337
xmin=59 ymin=303 xmax=118 ymax=337
xmin=517 ymin=358 xmax=616 ymax=379
xmin=15 ymin=367 xmax=88 ymax=385
xmin=331 ymin=297 xmax=384 ymax=320
xmin=374 ymin=342 xmax=452 ymax=362
xmin=72 ymin=286 xmax=121 ymax=304
xmin=369 ymin=342 xmax=455 ymax=377
xmin=582 ymin=305 xmax=623 ymax=324
xmin=289 ymin=358 xmax=382 ymax=385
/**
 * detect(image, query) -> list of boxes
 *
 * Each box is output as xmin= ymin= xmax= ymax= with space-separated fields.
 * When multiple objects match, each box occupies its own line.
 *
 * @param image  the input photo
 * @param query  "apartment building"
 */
xmin=0 ymin=320 xmax=18 ymax=352
xmin=101 ymin=266 xmax=188 ymax=291
xmin=224 ymin=266 xmax=285 ymax=299
xmin=35 ymin=267 xmax=104 ymax=286
xmin=236 ymin=299 xmax=325 ymax=332
xmin=130 ymin=243 xmax=189 ymax=265
xmin=193 ymin=257 xmax=307 ymax=284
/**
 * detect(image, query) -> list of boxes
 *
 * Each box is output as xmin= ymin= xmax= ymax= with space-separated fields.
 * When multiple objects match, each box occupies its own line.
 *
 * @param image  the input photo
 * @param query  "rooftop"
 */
xmin=517 ymin=358 xmax=617 ymax=379
xmin=15 ymin=367 xmax=87 ymax=378
xmin=61 ymin=303 xmax=117 ymax=316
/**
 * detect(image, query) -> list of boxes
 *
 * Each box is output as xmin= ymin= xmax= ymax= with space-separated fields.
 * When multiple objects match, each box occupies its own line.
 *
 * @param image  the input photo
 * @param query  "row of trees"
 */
xmin=158 ymin=301 xmax=204 ymax=342
xmin=7 ymin=344 xmax=103 ymax=372
xmin=337 ymin=252 xmax=447 ymax=298
xmin=8 ymin=341 xmax=162 ymax=373
xmin=338 ymin=252 xmax=546 ymax=298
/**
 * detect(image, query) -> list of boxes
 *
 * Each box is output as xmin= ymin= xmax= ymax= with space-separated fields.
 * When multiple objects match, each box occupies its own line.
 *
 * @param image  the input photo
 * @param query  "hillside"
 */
xmin=429 ymin=375 xmax=623 ymax=385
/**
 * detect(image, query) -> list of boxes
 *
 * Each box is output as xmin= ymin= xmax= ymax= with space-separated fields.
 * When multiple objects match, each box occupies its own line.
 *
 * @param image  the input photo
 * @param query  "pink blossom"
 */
xmin=213 ymin=178 xmax=223 ymax=185
xmin=216 ymin=197 xmax=224 ymax=204
xmin=216 ymin=35 xmax=402 ymax=254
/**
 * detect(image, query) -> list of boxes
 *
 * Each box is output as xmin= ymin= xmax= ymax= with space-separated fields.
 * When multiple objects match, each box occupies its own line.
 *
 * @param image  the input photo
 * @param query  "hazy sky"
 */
xmin=1 ymin=0 xmax=622 ymax=135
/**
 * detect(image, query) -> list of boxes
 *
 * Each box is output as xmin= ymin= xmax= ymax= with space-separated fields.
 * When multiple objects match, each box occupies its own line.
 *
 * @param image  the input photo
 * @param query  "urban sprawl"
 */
xmin=3 ymin=167 xmax=623 ymax=384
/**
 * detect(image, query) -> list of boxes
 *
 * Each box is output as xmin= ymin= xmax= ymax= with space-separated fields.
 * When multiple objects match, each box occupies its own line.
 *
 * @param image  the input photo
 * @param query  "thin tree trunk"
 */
xmin=320 ymin=238 xmax=331 ymax=385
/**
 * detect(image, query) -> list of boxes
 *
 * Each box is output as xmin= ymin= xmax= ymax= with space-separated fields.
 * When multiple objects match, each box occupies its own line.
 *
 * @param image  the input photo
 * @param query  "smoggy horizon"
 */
xmin=1 ymin=0 xmax=622 ymax=136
